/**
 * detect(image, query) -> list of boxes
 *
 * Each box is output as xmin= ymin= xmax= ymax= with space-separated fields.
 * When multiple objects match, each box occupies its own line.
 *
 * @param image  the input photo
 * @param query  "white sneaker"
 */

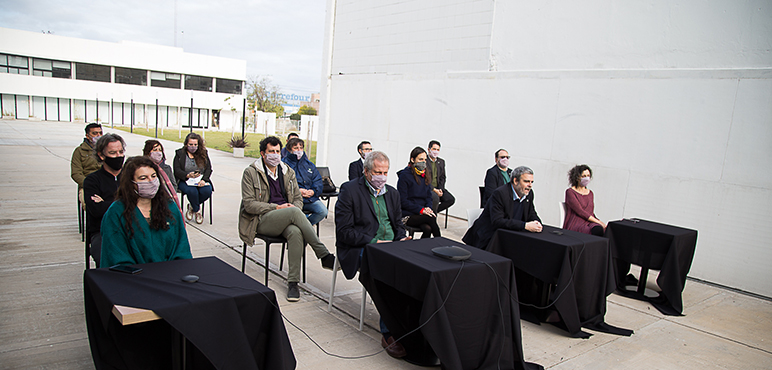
xmin=185 ymin=204 xmax=194 ymax=221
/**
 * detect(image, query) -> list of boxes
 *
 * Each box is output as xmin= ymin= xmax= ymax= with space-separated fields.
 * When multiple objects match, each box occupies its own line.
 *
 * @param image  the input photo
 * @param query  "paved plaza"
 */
xmin=0 ymin=119 xmax=770 ymax=369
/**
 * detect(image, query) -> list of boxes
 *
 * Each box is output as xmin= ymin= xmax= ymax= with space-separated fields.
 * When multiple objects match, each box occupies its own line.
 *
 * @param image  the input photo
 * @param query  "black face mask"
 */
xmin=103 ymin=156 xmax=125 ymax=171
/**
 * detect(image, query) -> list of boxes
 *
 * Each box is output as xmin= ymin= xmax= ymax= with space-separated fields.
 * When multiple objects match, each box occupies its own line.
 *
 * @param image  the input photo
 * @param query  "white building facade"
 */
xmin=0 ymin=27 xmax=246 ymax=131
xmin=318 ymin=1 xmax=772 ymax=297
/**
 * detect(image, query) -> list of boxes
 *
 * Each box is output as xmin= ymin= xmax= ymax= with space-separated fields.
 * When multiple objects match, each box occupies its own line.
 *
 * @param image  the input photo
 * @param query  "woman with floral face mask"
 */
xmin=563 ymin=164 xmax=605 ymax=236
xmin=100 ymin=156 xmax=192 ymax=267
xmin=173 ymin=133 xmax=213 ymax=224
xmin=396 ymin=147 xmax=441 ymax=239
xmin=143 ymin=140 xmax=181 ymax=213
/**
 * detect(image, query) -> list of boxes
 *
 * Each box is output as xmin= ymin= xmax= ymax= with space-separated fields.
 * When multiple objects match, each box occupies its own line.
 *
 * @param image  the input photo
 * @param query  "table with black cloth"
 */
xmin=606 ymin=219 xmax=698 ymax=316
xmin=359 ymin=237 xmax=542 ymax=370
xmin=485 ymin=226 xmax=631 ymax=338
xmin=84 ymin=256 xmax=296 ymax=370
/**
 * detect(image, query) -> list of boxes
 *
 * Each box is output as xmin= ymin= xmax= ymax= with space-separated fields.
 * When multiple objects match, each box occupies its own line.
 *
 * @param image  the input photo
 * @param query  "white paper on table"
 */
xmin=186 ymin=174 xmax=203 ymax=186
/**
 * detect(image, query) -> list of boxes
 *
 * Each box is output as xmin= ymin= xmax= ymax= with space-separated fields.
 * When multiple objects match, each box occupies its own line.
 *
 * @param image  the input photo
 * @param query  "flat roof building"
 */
xmin=0 ymin=27 xmax=246 ymax=131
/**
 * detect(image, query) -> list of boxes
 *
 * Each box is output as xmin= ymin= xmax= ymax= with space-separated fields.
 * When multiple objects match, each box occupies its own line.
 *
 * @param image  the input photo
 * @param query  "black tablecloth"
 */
xmin=606 ymin=219 xmax=698 ymax=315
xmin=84 ymin=256 xmax=296 ymax=370
xmin=486 ymin=226 xmax=630 ymax=338
xmin=359 ymin=237 xmax=542 ymax=370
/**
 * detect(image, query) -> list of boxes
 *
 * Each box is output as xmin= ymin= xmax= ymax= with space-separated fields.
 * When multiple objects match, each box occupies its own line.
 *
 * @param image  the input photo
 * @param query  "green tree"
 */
xmin=297 ymin=105 xmax=317 ymax=116
xmin=246 ymin=75 xmax=285 ymax=117
xmin=289 ymin=113 xmax=301 ymax=121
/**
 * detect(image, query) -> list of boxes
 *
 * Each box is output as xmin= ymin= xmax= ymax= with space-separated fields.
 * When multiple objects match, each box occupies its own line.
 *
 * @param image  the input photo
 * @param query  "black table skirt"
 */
xmin=84 ymin=256 xmax=296 ymax=370
xmin=486 ymin=226 xmax=629 ymax=337
xmin=606 ymin=219 xmax=698 ymax=315
xmin=360 ymin=237 xmax=542 ymax=370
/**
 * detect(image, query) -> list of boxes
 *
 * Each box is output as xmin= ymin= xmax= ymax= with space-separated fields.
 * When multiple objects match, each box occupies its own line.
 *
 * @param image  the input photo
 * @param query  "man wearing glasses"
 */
xmin=482 ymin=149 xmax=513 ymax=206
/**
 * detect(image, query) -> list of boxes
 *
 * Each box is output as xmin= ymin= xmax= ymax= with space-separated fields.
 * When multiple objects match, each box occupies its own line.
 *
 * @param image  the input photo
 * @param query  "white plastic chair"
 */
xmin=327 ymin=257 xmax=367 ymax=331
xmin=467 ymin=208 xmax=483 ymax=229
xmin=559 ymin=201 xmax=567 ymax=228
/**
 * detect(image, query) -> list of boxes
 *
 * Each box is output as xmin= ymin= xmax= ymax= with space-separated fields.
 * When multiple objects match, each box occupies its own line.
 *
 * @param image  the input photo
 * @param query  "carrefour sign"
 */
xmin=279 ymin=93 xmax=311 ymax=102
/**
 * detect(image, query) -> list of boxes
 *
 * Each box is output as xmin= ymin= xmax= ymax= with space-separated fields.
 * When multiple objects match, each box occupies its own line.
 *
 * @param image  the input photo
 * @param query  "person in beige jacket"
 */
xmin=239 ymin=136 xmax=336 ymax=301
xmin=71 ymin=123 xmax=103 ymax=208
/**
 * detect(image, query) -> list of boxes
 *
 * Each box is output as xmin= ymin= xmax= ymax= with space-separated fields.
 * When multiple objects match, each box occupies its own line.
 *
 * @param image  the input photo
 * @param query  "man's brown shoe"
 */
xmin=381 ymin=336 xmax=407 ymax=358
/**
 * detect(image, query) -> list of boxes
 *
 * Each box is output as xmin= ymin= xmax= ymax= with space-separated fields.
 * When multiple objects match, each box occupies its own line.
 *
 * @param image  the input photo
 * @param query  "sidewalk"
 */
xmin=0 ymin=119 xmax=770 ymax=369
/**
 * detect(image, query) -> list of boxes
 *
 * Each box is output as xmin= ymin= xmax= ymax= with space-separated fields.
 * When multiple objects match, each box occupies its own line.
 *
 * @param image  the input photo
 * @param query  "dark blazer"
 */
xmin=483 ymin=165 xmax=512 ymax=207
xmin=428 ymin=157 xmax=447 ymax=190
xmin=396 ymin=166 xmax=433 ymax=216
xmin=335 ymin=177 xmax=406 ymax=279
xmin=463 ymin=184 xmax=541 ymax=249
xmin=348 ymin=158 xmax=364 ymax=181
xmin=173 ymin=148 xmax=214 ymax=190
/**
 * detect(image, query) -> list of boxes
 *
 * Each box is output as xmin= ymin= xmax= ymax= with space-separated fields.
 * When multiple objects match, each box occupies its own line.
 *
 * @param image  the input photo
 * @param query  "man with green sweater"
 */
xmin=334 ymin=150 xmax=410 ymax=358
xmin=71 ymin=123 xmax=102 ymax=207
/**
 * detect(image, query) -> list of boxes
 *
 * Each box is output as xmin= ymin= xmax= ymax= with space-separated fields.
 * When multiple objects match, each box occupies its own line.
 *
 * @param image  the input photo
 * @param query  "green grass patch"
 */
xmin=113 ymin=126 xmax=318 ymax=163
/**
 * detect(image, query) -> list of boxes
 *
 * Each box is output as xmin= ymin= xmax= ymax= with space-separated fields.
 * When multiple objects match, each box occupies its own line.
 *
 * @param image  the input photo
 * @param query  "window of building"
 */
xmin=32 ymin=58 xmax=71 ymax=78
xmin=0 ymin=54 xmax=29 ymax=74
xmin=150 ymin=71 xmax=181 ymax=89
xmin=215 ymin=78 xmax=242 ymax=94
xmin=115 ymin=67 xmax=147 ymax=86
xmin=185 ymin=75 xmax=212 ymax=92
xmin=75 ymin=63 xmax=111 ymax=82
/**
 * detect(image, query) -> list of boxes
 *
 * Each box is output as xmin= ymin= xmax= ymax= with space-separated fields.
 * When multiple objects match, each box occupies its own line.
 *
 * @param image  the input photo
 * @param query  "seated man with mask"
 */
xmin=463 ymin=165 xmax=542 ymax=250
xmin=239 ymin=136 xmax=336 ymax=302
xmin=335 ymin=150 xmax=410 ymax=358
xmin=83 ymin=134 xmax=126 ymax=267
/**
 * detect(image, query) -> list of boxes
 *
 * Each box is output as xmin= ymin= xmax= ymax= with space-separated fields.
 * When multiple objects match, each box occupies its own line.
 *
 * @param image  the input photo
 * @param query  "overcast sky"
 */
xmin=0 ymin=0 xmax=327 ymax=94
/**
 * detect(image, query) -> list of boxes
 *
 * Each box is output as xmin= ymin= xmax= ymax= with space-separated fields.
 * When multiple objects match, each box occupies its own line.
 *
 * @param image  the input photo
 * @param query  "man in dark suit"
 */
xmin=427 ymin=140 xmax=455 ymax=214
xmin=347 ymin=141 xmax=372 ymax=180
xmin=464 ymin=166 xmax=542 ymax=249
xmin=335 ymin=150 xmax=409 ymax=358
xmin=482 ymin=148 xmax=513 ymax=207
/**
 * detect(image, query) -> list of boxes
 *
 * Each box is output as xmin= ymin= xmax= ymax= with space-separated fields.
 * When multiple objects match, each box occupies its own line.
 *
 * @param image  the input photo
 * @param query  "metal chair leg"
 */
xmin=328 ymin=257 xmax=340 ymax=312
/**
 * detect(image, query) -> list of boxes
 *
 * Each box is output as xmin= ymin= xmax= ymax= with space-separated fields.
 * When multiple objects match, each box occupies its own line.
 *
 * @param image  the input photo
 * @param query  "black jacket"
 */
xmin=483 ymin=165 xmax=512 ymax=207
xmin=83 ymin=167 xmax=121 ymax=237
xmin=348 ymin=158 xmax=364 ymax=181
xmin=335 ymin=176 xmax=406 ymax=279
xmin=173 ymin=148 xmax=214 ymax=190
xmin=463 ymin=184 xmax=540 ymax=249
xmin=428 ymin=156 xmax=447 ymax=190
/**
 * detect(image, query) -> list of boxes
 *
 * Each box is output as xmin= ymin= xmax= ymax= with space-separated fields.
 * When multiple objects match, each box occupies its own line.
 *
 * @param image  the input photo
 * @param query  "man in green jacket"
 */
xmin=239 ymin=136 xmax=336 ymax=301
xmin=71 ymin=123 xmax=103 ymax=207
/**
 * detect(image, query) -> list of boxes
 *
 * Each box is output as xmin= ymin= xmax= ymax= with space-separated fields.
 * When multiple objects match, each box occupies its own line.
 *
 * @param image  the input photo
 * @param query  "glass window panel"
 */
xmin=185 ymin=75 xmax=212 ymax=92
xmin=216 ymin=78 xmax=242 ymax=94
xmin=8 ymin=56 xmax=28 ymax=68
xmin=0 ymin=54 xmax=7 ymax=66
xmin=75 ymin=63 xmax=111 ymax=82
xmin=33 ymin=59 xmax=52 ymax=70
xmin=167 ymin=73 xmax=181 ymax=80
xmin=52 ymin=61 xmax=70 ymax=69
xmin=150 ymin=72 xmax=166 ymax=80
xmin=33 ymin=70 xmax=43 ymax=76
xmin=43 ymin=71 xmax=52 ymax=77
xmin=18 ymin=68 xmax=28 ymax=75
xmin=115 ymin=67 xmax=147 ymax=85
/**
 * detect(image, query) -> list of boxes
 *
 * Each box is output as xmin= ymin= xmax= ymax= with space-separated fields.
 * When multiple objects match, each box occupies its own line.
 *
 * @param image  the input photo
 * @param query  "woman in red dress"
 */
xmin=563 ymin=164 xmax=605 ymax=236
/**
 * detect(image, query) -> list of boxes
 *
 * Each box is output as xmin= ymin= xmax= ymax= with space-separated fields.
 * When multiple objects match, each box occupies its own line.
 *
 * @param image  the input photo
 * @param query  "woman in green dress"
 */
xmin=100 ymin=156 xmax=192 ymax=267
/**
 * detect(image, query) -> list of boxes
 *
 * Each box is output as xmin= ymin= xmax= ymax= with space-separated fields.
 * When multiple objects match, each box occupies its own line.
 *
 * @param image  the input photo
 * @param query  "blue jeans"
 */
xmin=303 ymin=199 xmax=328 ymax=226
xmin=178 ymin=181 xmax=212 ymax=212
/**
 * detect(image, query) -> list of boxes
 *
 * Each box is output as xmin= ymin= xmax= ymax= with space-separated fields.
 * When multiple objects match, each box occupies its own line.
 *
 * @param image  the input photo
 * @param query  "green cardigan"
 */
xmin=100 ymin=200 xmax=192 ymax=267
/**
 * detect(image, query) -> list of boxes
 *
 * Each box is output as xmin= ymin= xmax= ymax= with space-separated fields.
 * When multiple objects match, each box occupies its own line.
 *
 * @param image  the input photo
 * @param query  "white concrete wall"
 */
xmin=319 ymin=0 xmax=772 ymax=297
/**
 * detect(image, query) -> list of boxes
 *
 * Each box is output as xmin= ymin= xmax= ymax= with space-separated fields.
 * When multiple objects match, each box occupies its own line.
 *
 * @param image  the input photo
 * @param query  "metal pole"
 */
xmin=155 ymin=98 xmax=159 ymax=138
xmin=189 ymin=98 xmax=193 ymax=133
xmin=241 ymin=98 xmax=246 ymax=139
xmin=130 ymin=99 xmax=134 ymax=133
xmin=96 ymin=97 xmax=99 ymax=123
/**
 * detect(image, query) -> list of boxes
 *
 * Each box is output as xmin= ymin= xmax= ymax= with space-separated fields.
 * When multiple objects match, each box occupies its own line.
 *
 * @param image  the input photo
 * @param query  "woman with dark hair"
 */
xmin=173 ymin=133 xmax=213 ymax=224
xmin=100 ymin=156 xmax=192 ymax=267
xmin=143 ymin=140 xmax=181 ymax=213
xmin=563 ymin=164 xmax=605 ymax=236
xmin=397 ymin=146 xmax=441 ymax=239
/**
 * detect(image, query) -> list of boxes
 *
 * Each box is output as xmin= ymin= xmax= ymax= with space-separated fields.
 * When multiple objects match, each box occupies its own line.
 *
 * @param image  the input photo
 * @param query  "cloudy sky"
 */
xmin=0 ymin=0 xmax=327 ymax=94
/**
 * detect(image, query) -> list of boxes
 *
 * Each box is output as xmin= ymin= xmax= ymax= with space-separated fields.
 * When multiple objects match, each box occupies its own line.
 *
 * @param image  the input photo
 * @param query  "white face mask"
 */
xmin=498 ymin=157 xmax=510 ymax=168
xmin=264 ymin=153 xmax=282 ymax=167
xmin=149 ymin=151 xmax=164 ymax=164
xmin=293 ymin=150 xmax=304 ymax=160
xmin=429 ymin=149 xmax=440 ymax=159
xmin=580 ymin=176 xmax=591 ymax=187
xmin=369 ymin=174 xmax=387 ymax=190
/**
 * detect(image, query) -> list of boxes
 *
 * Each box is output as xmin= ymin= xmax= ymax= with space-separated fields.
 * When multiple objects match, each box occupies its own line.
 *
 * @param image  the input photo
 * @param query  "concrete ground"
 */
xmin=0 ymin=119 xmax=770 ymax=369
